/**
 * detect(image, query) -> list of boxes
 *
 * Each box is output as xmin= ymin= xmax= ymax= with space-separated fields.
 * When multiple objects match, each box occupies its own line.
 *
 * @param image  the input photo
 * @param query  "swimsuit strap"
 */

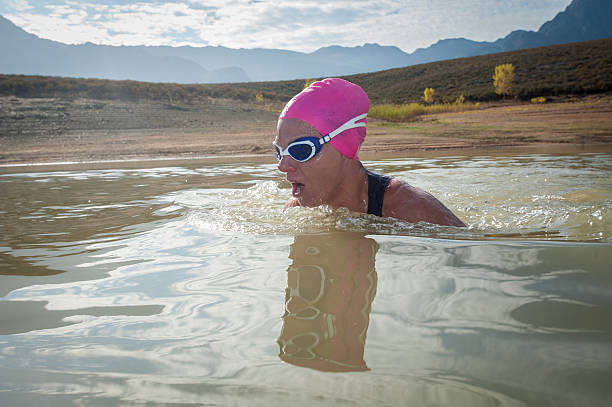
xmin=366 ymin=170 xmax=391 ymax=217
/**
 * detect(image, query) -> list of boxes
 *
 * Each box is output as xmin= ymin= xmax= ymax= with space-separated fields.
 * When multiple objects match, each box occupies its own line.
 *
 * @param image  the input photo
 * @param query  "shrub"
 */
xmin=422 ymin=87 xmax=435 ymax=104
xmin=303 ymin=78 xmax=317 ymax=89
xmin=369 ymin=103 xmax=426 ymax=121
xmin=493 ymin=63 xmax=515 ymax=97
xmin=369 ymin=102 xmax=481 ymax=121
xmin=530 ymin=96 xmax=547 ymax=103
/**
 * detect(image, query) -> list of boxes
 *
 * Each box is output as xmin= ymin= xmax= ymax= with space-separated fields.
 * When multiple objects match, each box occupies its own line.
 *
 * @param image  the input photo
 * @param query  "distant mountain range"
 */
xmin=1 ymin=0 xmax=610 ymax=83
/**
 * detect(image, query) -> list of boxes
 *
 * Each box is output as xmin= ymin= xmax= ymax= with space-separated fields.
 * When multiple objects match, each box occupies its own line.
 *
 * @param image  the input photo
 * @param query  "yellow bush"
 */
xmin=493 ymin=63 xmax=515 ymax=97
xmin=422 ymin=88 xmax=435 ymax=104
xmin=303 ymin=78 xmax=317 ymax=89
xmin=531 ymin=96 xmax=546 ymax=104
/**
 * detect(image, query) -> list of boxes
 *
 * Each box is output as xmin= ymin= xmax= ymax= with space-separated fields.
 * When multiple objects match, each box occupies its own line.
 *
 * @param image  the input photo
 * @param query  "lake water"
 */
xmin=1 ymin=151 xmax=611 ymax=406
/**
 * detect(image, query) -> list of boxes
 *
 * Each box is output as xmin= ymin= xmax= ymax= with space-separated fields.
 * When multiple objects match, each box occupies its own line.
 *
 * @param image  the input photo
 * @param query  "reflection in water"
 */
xmin=0 ymin=252 xmax=65 ymax=276
xmin=0 ymin=301 xmax=164 ymax=335
xmin=278 ymin=232 xmax=377 ymax=372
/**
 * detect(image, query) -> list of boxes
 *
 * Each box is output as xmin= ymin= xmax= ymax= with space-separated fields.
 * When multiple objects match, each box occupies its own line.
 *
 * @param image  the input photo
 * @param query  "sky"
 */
xmin=1 ymin=0 xmax=574 ymax=53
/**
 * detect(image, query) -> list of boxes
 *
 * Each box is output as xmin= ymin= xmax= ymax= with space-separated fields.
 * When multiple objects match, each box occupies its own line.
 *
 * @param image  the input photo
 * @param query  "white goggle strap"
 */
xmin=318 ymin=113 xmax=368 ymax=145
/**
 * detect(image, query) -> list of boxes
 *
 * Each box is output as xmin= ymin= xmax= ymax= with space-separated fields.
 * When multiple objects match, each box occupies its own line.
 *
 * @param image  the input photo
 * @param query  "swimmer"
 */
xmin=273 ymin=78 xmax=466 ymax=227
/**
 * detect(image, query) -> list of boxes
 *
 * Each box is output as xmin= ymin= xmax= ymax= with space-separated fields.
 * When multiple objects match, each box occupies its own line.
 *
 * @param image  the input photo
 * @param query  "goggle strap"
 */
xmin=275 ymin=113 xmax=367 ymax=161
xmin=323 ymin=113 xmax=368 ymax=143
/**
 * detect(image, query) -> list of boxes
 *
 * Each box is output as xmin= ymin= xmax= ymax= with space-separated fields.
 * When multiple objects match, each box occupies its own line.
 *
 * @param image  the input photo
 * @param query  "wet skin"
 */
xmin=275 ymin=118 xmax=465 ymax=227
xmin=275 ymin=118 xmax=369 ymax=212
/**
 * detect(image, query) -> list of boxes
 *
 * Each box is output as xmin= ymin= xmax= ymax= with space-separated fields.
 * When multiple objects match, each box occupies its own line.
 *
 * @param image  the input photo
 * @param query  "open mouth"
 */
xmin=291 ymin=182 xmax=305 ymax=197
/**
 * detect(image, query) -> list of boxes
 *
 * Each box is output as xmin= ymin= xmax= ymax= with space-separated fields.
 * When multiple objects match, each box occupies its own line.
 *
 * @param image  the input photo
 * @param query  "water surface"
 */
xmin=1 ymin=152 xmax=611 ymax=406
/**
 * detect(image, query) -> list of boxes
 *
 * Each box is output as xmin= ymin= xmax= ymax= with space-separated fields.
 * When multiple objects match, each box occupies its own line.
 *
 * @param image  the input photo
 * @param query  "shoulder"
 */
xmin=382 ymin=178 xmax=465 ymax=227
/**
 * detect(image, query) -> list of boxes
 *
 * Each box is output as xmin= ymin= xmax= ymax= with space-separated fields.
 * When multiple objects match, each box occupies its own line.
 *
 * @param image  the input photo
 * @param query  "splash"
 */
xmin=181 ymin=153 xmax=611 ymax=242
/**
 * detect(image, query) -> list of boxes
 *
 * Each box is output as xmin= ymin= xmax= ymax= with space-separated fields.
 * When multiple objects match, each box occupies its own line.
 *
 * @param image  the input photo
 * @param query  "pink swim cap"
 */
xmin=279 ymin=78 xmax=370 ymax=160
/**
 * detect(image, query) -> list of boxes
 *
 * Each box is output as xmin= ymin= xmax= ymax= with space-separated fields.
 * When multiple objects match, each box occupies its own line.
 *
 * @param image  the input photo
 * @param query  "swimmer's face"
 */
xmin=275 ymin=118 xmax=346 ymax=207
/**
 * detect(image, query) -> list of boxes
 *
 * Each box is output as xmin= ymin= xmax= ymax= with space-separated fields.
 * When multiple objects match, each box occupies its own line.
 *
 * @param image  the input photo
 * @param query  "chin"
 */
xmin=296 ymin=195 xmax=322 ymax=208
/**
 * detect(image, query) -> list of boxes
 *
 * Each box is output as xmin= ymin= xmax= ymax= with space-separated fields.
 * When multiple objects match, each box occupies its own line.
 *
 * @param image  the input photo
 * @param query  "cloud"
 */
xmin=0 ymin=0 xmax=574 ymax=52
xmin=7 ymin=0 xmax=32 ymax=11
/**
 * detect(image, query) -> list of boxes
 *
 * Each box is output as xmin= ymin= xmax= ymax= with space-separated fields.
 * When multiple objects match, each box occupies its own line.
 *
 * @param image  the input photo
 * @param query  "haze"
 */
xmin=1 ymin=0 xmax=572 ymax=52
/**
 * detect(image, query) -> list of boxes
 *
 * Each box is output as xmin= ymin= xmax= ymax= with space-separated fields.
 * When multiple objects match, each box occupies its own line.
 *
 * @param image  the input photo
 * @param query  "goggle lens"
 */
xmin=288 ymin=143 xmax=314 ymax=161
xmin=274 ymin=112 xmax=368 ymax=163
xmin=274 ymin=137 xmax=321 ymax=162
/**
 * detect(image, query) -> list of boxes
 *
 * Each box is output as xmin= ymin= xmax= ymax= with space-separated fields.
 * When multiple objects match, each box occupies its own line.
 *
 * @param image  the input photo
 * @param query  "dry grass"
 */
xmin=369 ymin=102 xmax=482 ymax=121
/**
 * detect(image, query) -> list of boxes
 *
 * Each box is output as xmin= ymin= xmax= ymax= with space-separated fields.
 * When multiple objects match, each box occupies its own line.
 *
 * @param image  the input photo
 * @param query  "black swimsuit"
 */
xmin=366 ymin=170 xmax=391 ymax=217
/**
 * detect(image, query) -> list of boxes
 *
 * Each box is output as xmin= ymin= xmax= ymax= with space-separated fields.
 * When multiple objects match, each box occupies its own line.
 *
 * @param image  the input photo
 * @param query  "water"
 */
xmin=1 ymin=152 xmax=611 ymax=406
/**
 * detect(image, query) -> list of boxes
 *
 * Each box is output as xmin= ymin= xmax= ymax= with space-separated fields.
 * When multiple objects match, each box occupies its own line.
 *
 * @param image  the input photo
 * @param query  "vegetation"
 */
xmin=303 ymin=78 xmax=317 ymax=89
xmin=422 ymin=87 xmax=435 ymax=104
xmin=0 ymin=38 xmax=610 ymax=107
xmin=0 ymin=75 xmax=289 ymax=104
xmin=369 ymin=101 xmax=481 ymax=121
xmin=493 ymin=63 xmax=515 ymax=97
xmin=343 ymin=38 xmax=612 ymax=104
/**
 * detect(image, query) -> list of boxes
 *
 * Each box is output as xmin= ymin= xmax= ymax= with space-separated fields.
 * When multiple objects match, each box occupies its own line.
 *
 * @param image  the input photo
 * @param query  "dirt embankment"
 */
xmin=1 ymin=95 xmax=611 ymax=166
xmin=363 ymin=96 xmax=612 ymax=156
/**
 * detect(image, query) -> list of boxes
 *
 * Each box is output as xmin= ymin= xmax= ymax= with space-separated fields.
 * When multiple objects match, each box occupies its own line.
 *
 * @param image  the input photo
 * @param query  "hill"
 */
xmin=0 ymin=39 xmax=612 ymax=108
xmin=1 ymin=38 xmax=610 ymax=106
xmin=0 ymin=0 xmax=610 ymax=83
xmin=237 ymin=38 xmax=612 ymax=104
xmin=348 ymin=37 xmax=612 ymax=104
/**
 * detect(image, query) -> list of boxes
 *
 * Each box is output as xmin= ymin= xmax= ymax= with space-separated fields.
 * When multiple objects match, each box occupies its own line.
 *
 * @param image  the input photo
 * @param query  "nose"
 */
xmin=277 ymin=155 xmax=296 ymax=173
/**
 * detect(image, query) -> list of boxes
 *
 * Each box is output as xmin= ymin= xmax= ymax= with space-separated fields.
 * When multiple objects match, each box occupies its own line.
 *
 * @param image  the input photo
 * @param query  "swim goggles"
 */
xmin=273 ymin=113 xmax=367 ymax=162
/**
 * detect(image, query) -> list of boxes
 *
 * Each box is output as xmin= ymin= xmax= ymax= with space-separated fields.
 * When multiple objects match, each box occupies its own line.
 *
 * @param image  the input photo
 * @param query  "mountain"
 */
xmin=408 ymin=0 xmax=612 ymax=64
xmin=0 ymin=0 xmax=610 ymax=83
xmin=0 ymin=16 xmax=249 ymax=83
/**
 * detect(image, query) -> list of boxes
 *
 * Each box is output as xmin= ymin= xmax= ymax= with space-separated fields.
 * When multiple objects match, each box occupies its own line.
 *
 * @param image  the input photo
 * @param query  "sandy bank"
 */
xmin=1 ymin=95 xmax=611 ymax=169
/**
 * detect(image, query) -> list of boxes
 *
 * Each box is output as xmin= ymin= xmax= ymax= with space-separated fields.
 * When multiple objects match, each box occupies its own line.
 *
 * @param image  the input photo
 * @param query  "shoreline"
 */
xmin=1 ymin=143 xmax=610 ymax=174
xmin=1 ymin=96 xmax=611 ymax=171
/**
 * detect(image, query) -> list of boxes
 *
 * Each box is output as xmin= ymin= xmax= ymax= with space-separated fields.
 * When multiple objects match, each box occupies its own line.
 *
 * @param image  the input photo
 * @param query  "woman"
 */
xmin=273 ymin=78 xmax=465 ymax=227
